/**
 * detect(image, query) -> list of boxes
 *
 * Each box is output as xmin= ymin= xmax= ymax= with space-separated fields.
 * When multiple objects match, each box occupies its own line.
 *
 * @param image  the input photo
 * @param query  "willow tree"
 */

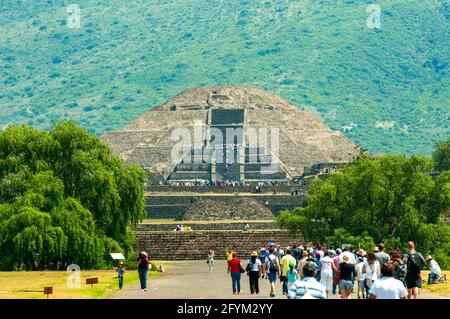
xmin=0 ymin=121 xmax=145 ymax=270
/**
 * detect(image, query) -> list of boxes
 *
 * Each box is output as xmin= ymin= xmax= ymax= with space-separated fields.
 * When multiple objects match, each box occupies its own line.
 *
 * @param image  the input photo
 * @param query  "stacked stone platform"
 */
xmin=134 ymin=229 xmax=304 ymax=260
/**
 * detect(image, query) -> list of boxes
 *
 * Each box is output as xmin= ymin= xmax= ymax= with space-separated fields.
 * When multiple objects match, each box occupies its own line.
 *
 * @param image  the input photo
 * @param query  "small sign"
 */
xmin=44 ymin=287 xmax=53 ymax=299
xmin=110 ymin=253 xmax=125 ymax=260
xmin=86 ymin=277 xmax=98 ymax=288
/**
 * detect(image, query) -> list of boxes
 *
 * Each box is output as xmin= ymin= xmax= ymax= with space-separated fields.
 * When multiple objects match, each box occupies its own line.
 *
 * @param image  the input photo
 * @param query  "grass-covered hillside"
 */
xmin=0 ymin=0 xmax=448 ymax=155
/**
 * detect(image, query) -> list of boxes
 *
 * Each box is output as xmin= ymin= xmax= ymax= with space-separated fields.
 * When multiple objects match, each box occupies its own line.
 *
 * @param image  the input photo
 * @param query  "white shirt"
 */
xmin=364 ymin=260 xmax=380 ymax=282
xmin=341 ymin=251 xmax=356 ymax=264
xmin=317 ymin=250 xmax=324 ymax=260
xmin=288 ymin=277 xmax=327 ymax=299
xmin=265 ymin=254 xmax=280 ymax=271
xmin=369 ymin=277 xmax=407 ymax=299
xmin=429 ymin=260 xmax=442 ymax=275
xmin=247 ymin=258 xmax=262 ymax=272
xmin=355 ymin=262 xmax=366 ymax=281
xmin=321 ymin=256 xmax=333 ymax=273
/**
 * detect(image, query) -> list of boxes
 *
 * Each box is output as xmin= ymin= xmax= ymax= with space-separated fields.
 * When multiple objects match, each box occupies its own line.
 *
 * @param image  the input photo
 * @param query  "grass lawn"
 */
xmin=421 ymin=270 xmax=450 ymax=298
xmin=0 ymin=269 xmax=158 ymax=299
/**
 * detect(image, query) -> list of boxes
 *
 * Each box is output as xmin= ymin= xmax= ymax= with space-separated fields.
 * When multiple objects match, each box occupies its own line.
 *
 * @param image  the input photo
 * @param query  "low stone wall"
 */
xmin=145 ymin=194 xmax=304 ymax=219
xmin=182 ymin=198 xmax=274 ymax=220
xmin=146 ymin=195 xmax=304 ymax=205
xmin=146 ymin=185 xmax=307 ymax=194
xmin=145 ymin=205 xmax=185 ymax=219
xmin=134 ymin=230 xmax=304 ymax=260
xmin=136 ymin=221 xmax=278 ymax=231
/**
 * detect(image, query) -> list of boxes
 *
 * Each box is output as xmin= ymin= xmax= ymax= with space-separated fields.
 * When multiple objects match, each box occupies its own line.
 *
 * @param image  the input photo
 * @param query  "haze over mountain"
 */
xmin=0 ymin=0 xmax=448 ymax=155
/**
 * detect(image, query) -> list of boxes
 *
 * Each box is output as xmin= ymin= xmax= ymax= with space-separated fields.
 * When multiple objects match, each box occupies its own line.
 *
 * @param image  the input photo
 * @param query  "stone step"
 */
xmin=134 ymin=229 xmax=304 ymax=260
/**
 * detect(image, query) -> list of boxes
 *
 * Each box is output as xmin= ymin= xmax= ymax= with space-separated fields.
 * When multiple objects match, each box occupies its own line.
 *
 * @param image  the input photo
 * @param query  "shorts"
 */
xmin=339 ymin=279 xmax=353 ymax=292
xmin=267 ymin=272 xmax=277 ymax=283
xmin=405 ymin=275 xmax=421 ymax=289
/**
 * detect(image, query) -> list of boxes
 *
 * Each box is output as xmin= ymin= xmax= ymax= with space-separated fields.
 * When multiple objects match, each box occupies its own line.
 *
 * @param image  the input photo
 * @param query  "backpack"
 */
xmin=395 ymin=262 xmax=407 ymax=280
xmin=268 ymin=256 xmax=279 ymax=273
xmin=406 ymin=252 xmax=423 ymax=274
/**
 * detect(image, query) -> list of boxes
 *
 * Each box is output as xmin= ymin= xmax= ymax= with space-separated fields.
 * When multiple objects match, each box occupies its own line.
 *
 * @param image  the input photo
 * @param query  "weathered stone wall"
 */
xmin=146 ymin=185 xmax=307 ymax=193
xmin=182 ymin=198 xmax=274 ymax=221
xmin=136 ymin=221 xmax=277 ymax=231
xmin=145 ymin=194 xmax=304 ymax=220
xmin=134 ymin=230 xmax=305 ymax=260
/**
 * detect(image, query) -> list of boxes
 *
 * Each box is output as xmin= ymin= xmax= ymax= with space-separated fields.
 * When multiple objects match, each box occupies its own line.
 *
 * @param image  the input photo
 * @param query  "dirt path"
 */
xmin=113 ymin=260 xmax=443 ymax=299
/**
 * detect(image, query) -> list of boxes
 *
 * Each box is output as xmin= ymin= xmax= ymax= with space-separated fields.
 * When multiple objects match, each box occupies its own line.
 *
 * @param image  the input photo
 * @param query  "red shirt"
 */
xmin=228 ymin=258 xmax=241 ymax=273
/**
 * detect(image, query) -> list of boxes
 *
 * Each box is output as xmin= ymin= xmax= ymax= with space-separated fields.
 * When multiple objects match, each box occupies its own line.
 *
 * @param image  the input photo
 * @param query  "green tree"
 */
xmin=433 ymin=138 xmax=450 ymax=172
xmin=277 ymin=154 xmax=450 ymax=268
xmin=0 ymin=121 xmax=145 ymax=270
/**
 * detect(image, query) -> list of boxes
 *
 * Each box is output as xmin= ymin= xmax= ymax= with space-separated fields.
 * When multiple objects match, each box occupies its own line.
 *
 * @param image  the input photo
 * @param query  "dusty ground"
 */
xmin=114 ymin=260 xmax=446 ymax=299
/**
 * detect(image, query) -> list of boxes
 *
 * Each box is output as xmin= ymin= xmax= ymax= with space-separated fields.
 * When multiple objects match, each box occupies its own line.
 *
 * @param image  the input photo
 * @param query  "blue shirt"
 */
xmin=287 ymin=269 xmax=298 ymax=283
xmin=116 ymin=267 xmax=125 ymax=277
xmin=288 ymin=277 xmax=327 ymax=299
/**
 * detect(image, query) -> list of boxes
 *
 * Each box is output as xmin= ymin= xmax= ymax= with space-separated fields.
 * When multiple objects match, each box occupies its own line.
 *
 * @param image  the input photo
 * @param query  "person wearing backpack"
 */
xmin=390 ymin=250 xmax=407 ymax=287
xmin=403 ymin=241 xmax=426 ymax=299
xmin=264 ymin=247 xmax=280 ymax=297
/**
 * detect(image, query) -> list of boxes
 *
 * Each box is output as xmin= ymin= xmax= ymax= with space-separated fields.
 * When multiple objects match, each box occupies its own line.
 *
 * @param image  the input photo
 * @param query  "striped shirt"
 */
xmin=287 ymin=277 xmax=327 ymax=299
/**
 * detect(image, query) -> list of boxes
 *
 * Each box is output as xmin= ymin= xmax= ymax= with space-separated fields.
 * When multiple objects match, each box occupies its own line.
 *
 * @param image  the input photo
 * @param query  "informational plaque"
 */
xmin=110 ymin=253 xmax=125 ymax=260
xmin=86 ymin=277 xmax=98 ymax=288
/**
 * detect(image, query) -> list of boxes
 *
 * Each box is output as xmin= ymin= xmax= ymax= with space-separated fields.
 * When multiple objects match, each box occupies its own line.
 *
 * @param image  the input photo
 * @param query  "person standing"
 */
xmin=320 ymin=250 xmax=336 ymax=297
xmin=115 ymin=262 xmax=125 ymax=290
xmin=137 ymin=251 xmax=150 ymax=291
xmin=207 ymin=250 xmax=215 ymax=275
xmin=362 ymin=252 xmax=380 ymax=294
xmin=403 ymin=241 xmax=426 ymax=299
xmin=332 ymin=248 xmax=342 ymax=295
xmin=287 ymin=262 xmax=298 ymax=289
xmin=292 ymin=245 xmax=301 ymax=266
xmin=280 ymin=249 xmax=296 ymax=295
xmin=246 ymin=251 xmax=262 ymax=295
xmin=355 ymin=257 xmax=366 ymax=298
xmin=375 ymin=243 xmax=390 ymax=266
xmin=226 ymin=250 xmax=233 ymax=274
xmin=228 ymin=252 xmax=243 ymax=295
xmin=368 ymin=263 xmax=408 ymax=299
xmin=297 ymin=250 xmax=309 ymax=278
xmin=287 ymin=262 xmax=327 ymax=299
xmin=264 ymin=247 xmax=280 ymax=297
xmin=338 ymin=255 xmax=356 ymax=299
xmin=426 ymin=255 xmax=442 ymax=285
xmin=390 ymin=250 xmax=407 ymax=286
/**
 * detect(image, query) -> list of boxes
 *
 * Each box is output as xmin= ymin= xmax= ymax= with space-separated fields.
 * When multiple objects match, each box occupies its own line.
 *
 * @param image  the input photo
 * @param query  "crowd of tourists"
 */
xmin=222 ymin=241 xmax=443 ymax=299
xmin=173 ymin=224 xmax=193 ymax=232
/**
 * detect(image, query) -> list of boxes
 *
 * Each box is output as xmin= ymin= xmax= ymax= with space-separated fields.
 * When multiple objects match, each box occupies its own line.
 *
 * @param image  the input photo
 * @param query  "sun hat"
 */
xmin=140 ymin=251 xmax=148 ymax=257
xmin=251 ymin=251 xmax=258 ymax=257
xmin=426 ymin=255 xmax=432 ymax=260
xmin=374 ymin=247 xmax=379 ymax=252
xmin=342 ymin=255 xmax=350 ymax=263
xmin=358 ymin=249 xmax=367 ymax=257
xmin=118 ymin=261 xmax=124 ymax=265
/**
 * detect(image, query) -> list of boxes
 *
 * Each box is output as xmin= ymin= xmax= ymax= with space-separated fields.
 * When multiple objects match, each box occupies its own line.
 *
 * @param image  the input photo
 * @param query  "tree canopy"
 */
xmin=0 ymin=121 xmax=145 ymax=270
xmin=277 ymin=150 xmax=450 ymax=268
xmin=433 ymin=138 xmax=450 ymax=172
